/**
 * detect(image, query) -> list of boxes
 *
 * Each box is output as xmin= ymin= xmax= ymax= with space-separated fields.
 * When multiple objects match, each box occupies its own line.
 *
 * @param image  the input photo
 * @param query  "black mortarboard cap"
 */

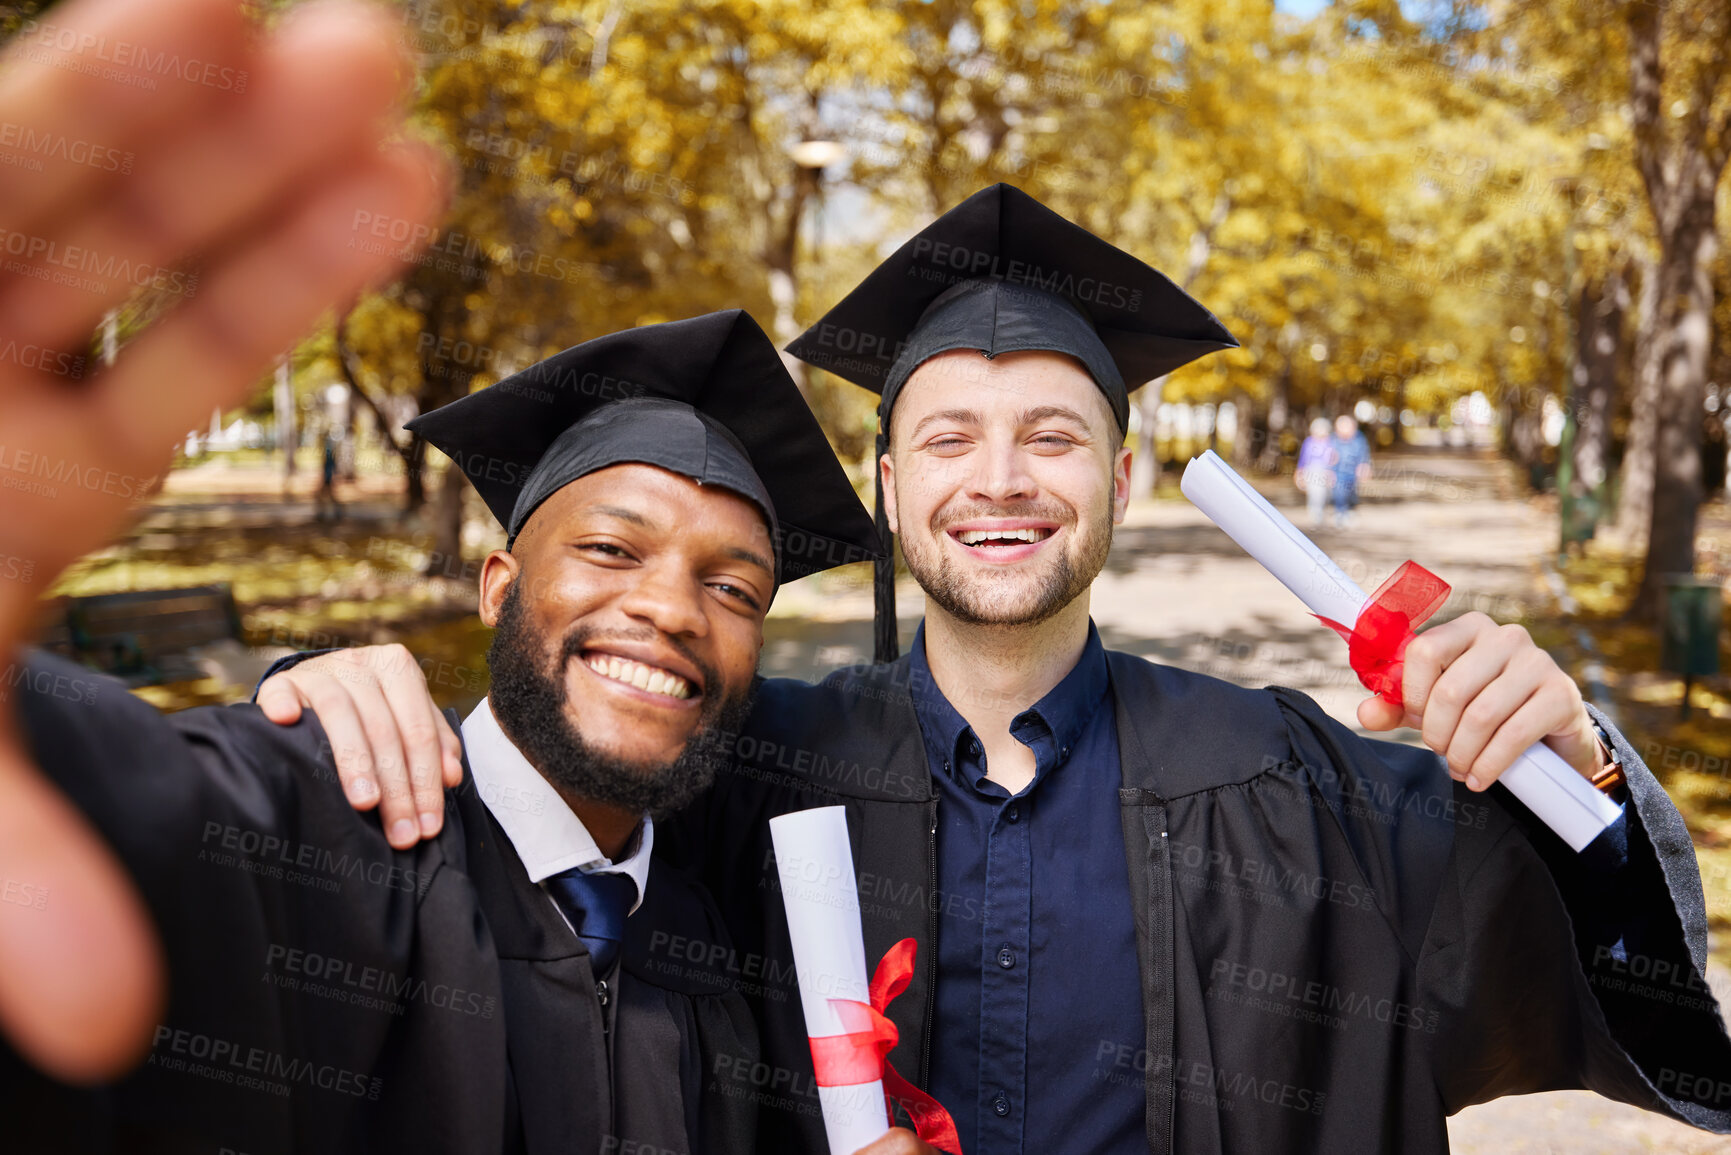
xmin=788 ymin=183 xmax=1239 ymax=427
xmin=786 ymin=184 xmax=1239 ymax=659
xmin=407 ymin=310 xmax=880 ymax=584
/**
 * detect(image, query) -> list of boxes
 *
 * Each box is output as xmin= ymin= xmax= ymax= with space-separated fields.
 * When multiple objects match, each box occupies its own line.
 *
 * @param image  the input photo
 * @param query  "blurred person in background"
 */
xmin=1294 ymin=416 xmax=1334 ymax=528
xmin=1329 ymin=413 xmax=1372 ymax=528
xmin=315 ymin=428 xmax=343 ymax=523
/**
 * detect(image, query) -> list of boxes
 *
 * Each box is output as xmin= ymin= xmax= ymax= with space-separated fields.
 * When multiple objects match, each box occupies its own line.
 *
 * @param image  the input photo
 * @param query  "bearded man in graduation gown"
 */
xmin=262 ymin=186 xmax=1731 ymax=1155
xmin=3 ymin=305 xmax=883 ymax=1154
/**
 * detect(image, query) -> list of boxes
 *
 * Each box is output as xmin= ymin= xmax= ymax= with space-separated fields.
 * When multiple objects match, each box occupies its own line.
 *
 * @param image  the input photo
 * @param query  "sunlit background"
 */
xmin=4 ymin=2 xmax=1730 ymax=1145
xmin=2 ymin=0 xmax=1723 ymax=672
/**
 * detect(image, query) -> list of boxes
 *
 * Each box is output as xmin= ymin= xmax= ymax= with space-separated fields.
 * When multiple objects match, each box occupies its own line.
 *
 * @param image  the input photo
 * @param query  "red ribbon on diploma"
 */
xmin=1314 ymin=560 xmax=1452 ymax=706
xmin=808 ymin=937 xmax=964 ymax=1155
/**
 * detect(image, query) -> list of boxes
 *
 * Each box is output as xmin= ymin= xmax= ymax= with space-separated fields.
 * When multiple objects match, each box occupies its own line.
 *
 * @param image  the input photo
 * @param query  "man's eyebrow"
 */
xmin=589 ymin=505 xmax=656 ymax=529
xmin=724 ymin=545 xmax=775 ymax=575
xmin=1018 ymin=404 xmax=1094 ymax=430
xmin=909 ymin=408 xmax=984 ymax=439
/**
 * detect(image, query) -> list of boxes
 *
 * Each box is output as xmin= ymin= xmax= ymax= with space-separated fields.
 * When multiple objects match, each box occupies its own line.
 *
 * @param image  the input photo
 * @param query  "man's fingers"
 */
xmin=332 ymin=673 xmax=424 ymax=849
xmin=294 ymin=677 xmax=383 ymax=809
xmin=0 ymin=144 xmax=442 ymax=593
xmin=1419 ymin=632 xmax=1520 ymax=777
xmin=1356 ymin=695 xmax=1405 ymax=731
xmin=0 ymin=734 xmax=163 ymax=1083
xmin=1401 ymin=615 xmax=1599 ymax=788
xmin=261 ymin=647 xmax=459 ymax=838
xmin=439 ymin=712 xmax=464 ymax=787
xmin=0 ymin=0 xmax=436 ymax=1091
xmin=373 ymin=646 xmax=449 ymax=837
xmin=1464 ymin=681 xmax=1579 ymax=790
xmin=1441 ymin=664 xmax=1542 ymax=788
xmin=1399 ymin=613 xmax=1489 ymax=723
xmin=92 ymin=141 xmax=446 ymax=467
xmin=254 ymin=676 xmax=307 ymax=726
xmin=1 ymin=0 xmax=417 ymax=353
xmin=1404 ymin=616 xmax=1501 ymax=755
xmin=0 ymin=0 xmax=248 ymax=243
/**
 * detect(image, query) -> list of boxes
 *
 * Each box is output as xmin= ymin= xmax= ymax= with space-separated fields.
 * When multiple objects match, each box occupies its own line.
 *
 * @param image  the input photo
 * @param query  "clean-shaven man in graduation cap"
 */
xmin=5 ymin=310 xmax=881 ymax=1154
xmin=264 ymin=188 xmax=1731 ymax=1155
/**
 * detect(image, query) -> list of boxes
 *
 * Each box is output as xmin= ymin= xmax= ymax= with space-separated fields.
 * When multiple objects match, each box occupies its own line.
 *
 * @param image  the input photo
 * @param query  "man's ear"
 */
xmin=880 ymin=433 xmax=900 ymax=537
xmin=1112 ymin=443 xmax=1132 ymax=525
xmin=478 ymin=549 xmax=520 ymax=627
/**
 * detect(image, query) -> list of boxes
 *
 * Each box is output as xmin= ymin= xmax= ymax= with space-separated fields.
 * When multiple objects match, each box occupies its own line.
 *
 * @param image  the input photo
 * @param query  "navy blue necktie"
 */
xmin=544 ymin=868 xmax=636 ymax=976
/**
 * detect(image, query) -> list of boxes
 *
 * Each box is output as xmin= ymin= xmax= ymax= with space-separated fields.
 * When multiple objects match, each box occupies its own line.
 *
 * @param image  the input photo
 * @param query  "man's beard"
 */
xmin=902 ymin=497 xmax=1113 ymax=628
xmin=485 ymin=584 xmax=754 ymax=818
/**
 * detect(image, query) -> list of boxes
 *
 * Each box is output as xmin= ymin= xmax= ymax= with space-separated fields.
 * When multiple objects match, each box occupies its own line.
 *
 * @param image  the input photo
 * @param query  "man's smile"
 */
xmin=944 ymin=519 xmax=1061 ymax=562
xmin=577 ymin=645 xmax=702 ymax=705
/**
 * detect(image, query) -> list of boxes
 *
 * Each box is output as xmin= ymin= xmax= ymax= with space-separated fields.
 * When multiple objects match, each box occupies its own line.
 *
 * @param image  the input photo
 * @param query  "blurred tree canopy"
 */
xmin=8 ymin=0 xmax=1720 ymax=592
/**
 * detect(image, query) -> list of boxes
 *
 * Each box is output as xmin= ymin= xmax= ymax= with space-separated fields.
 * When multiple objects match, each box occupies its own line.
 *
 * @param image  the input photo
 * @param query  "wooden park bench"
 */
xmin=53 ymin=584 xmax=271 ymax=688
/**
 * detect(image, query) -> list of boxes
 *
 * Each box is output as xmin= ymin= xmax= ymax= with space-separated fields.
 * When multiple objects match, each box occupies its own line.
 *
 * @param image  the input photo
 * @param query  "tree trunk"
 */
xmin=426 ymin=457 xmax=467 ymax=580
xmin=274 ymin=355 xmax=296 ymax=482
xmin=1268 ymin=366 xmax=1292 ymax=465
xmin=1391 ymin=372 xmax=1408 ymax=448
xmin=406 ymin=308 xmax=480 ymax=514
xmin=1614 ymin=251 xmax=1661 ymax=539
xmin=335 ymin=309 xmax=419 ymax=489
xmin=1129 ymin=377 xmax=1165 ymax=499
xmin=1234 ymin=391 xmax=1270 ymax=471
xmin=1126 ymin=192 xmax=1229 ymax=500
xmin=404 ymin=435 xmax=427 ymax=511
xmin=1572 ymin=263 xmax=1626 ymax=499
xmin=1506 ymin=396 xmax=1545 ymax=487
xmin=1703 ymin=407 xmax=1729 ymax=494
xmin=1620 ymin=0 xmax=1729 ymax=620
xmin=339 ymin=387 xmax=358 ymax=482
xmin=1631 ymin=211 xmax=1718 ymax=617
xmin=764 ymin=146 xmax=818 ymax=405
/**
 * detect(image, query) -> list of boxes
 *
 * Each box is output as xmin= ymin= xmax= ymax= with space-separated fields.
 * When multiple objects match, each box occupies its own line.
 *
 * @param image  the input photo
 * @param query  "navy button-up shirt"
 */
xmin=910 ymin=622 xmax=1144 ymax=1155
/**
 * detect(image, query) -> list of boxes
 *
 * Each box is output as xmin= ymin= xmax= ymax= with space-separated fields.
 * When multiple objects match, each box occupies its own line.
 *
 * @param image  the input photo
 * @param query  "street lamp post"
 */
xmin=769 ymin=136 xmax=845 ymax=401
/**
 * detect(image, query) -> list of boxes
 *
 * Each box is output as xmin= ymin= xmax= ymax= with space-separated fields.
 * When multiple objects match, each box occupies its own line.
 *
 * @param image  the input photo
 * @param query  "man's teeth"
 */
xmin=957 ymin=528 xmax=1050 ymax=545
xmin=584 ymin=654 xmax=692 ymax=699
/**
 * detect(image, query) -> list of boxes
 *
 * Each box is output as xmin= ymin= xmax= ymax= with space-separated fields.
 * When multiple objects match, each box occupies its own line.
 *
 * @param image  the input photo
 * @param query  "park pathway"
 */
xmin=762 ymin=446 xmax=1731 ymax=1154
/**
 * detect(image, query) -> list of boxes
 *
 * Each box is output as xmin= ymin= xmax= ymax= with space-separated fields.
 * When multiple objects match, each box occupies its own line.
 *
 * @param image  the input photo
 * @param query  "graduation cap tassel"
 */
xmin=872 ymin=429 xmax=899 ymax=663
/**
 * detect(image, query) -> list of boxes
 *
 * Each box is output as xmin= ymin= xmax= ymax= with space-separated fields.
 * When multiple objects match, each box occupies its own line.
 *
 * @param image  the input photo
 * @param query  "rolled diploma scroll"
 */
xmin=1180 ymin=450 xmax=1622 ymax=852
xmin=769 ymin=806 xmax=891 ymax=1154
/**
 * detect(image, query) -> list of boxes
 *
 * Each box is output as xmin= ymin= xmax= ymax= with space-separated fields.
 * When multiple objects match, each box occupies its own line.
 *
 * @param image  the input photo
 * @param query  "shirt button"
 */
xmin=997 ymin=946 xmax=1016 ymax=969
xmin=1005 ymin=803 xmax=1020 ymax=823
xmin=991 ymin=1092 xmax=1011 ymax=1117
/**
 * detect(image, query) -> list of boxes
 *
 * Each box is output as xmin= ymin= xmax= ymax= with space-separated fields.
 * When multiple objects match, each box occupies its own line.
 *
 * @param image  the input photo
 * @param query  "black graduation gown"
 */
xmin=661 ymin=649 xmax=1731 ymax=1154
xmin=1 ymin=650 xmax=756 ymax=1155
xmin=460 ymin=736 xmax=760 ymax=1155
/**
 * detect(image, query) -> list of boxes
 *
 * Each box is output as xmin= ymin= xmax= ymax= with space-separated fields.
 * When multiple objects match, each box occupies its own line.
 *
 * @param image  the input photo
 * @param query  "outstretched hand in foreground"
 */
xmin=0 ymin=0 xmax=446 ymax=1083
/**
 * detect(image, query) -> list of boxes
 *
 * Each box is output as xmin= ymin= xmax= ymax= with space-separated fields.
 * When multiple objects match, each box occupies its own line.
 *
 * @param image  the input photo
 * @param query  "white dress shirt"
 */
xmin=461 ymin=698 xmax=653 ymax=922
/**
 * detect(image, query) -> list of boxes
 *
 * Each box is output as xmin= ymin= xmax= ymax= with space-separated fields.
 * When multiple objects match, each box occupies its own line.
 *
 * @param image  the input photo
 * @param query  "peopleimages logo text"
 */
xmin=17 ymin=21 xmax=248 ymax=91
